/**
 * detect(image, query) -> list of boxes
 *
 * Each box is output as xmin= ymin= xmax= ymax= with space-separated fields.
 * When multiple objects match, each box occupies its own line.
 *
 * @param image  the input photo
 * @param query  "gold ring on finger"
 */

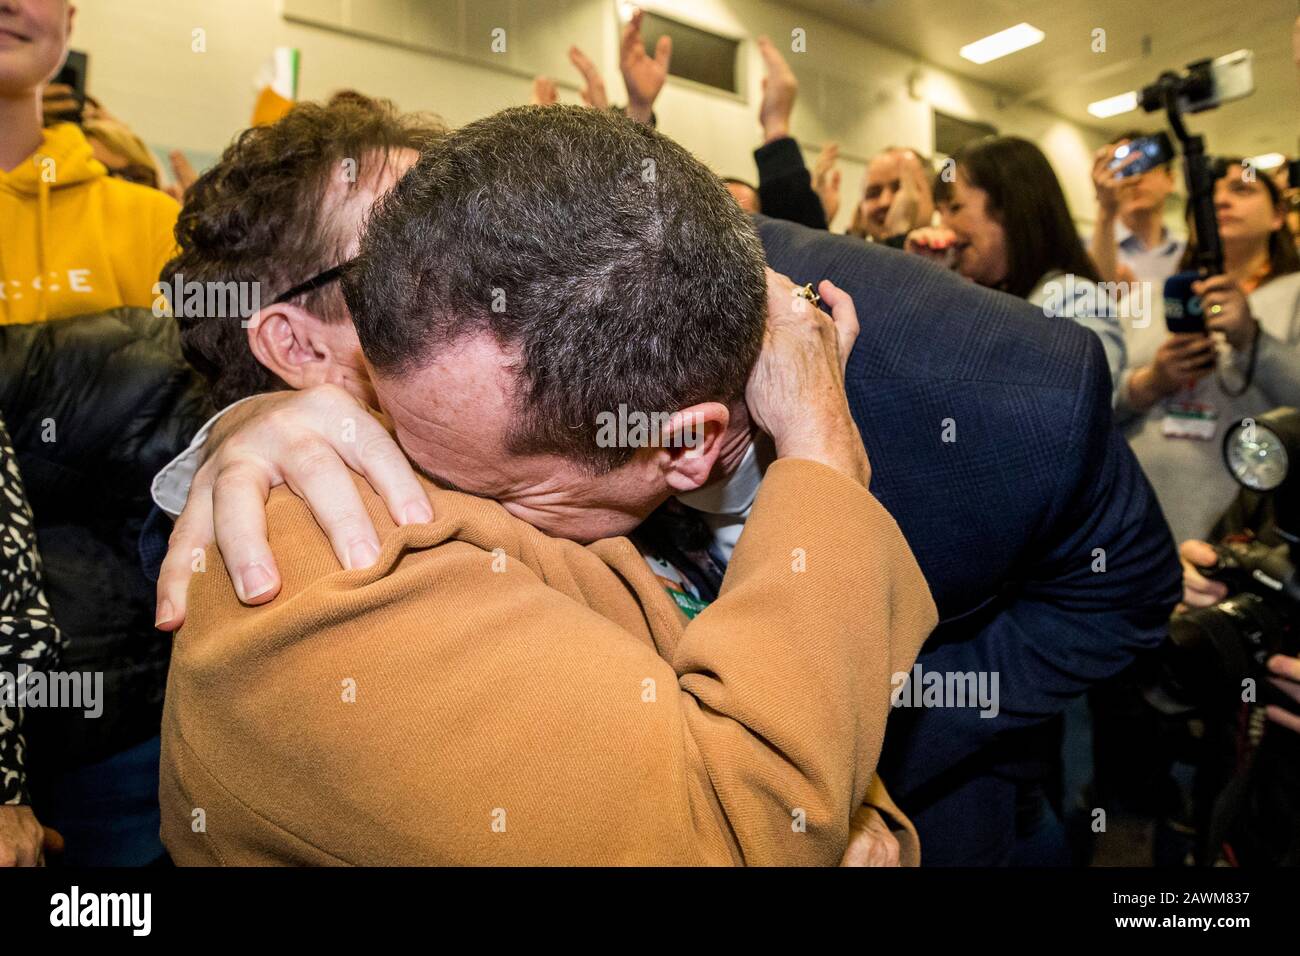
xmin=797 ymin=283 xmax=821 ymax=308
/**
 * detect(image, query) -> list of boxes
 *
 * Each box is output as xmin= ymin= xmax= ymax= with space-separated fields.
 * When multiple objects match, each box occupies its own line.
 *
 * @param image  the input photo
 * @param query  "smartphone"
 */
xmin=51 ymin=49 xmax=89 ymax=124
xmin=1163 ymin=270 xmax=1206 ymax=334
xmin=1180 ymin=49 xmax=1254 ymax=114
xmin=1289 ymin=158 xmax=1299 ymax=190
xmin=1110 ymin=132 xmax=1174 ymax=180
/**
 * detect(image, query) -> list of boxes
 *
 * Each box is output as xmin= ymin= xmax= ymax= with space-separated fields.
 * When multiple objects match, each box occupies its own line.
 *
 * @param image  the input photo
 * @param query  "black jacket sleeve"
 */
xmin=754 ymin=137 xmax=828 ymax=231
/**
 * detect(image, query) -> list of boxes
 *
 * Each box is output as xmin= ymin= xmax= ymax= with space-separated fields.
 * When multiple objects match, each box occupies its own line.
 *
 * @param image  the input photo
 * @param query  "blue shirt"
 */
xmin=1115 ymin=224 xmax=1185 ymax=286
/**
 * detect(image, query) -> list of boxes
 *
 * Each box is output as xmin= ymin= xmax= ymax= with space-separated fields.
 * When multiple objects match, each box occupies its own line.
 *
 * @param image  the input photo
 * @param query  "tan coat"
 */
xmin=160 ymin=458 xmax=937 ymax=865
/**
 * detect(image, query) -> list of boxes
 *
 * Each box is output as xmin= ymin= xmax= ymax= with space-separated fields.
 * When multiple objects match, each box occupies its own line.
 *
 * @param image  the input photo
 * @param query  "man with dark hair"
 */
xmin=348 ymin=105 xmax=763 ymax=482
xmin=156 ymin=105 xmax=937 ymax=866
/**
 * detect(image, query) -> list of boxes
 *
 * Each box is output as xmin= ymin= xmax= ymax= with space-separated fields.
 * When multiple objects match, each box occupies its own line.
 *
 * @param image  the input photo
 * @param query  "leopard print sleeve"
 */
xmin=0 ymin=415 xmax=62 ymax=805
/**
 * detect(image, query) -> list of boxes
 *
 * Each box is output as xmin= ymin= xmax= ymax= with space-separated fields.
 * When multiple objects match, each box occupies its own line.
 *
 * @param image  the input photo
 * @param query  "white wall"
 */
xmin=69 ymin=0 xmax=1112 ymax=229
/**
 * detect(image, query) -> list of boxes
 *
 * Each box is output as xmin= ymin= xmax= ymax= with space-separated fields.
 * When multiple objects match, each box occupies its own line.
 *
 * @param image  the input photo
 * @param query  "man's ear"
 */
xmin=245 ymin=304 xmax=330 ymax=390
xmin=657 ymin=402 xmax=730 ymax=494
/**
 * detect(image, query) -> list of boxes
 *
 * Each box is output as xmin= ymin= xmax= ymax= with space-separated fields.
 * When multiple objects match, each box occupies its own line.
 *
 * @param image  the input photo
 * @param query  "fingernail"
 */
xmin=155 ymin=600 xmax=174 ymax=628
xmin=403 ymin=502 xmax=433 ymax=525
xmin=347 ymin=540 xmax=380 ymax=570
xmin=238 ymin=563 xmax=274 ymax=600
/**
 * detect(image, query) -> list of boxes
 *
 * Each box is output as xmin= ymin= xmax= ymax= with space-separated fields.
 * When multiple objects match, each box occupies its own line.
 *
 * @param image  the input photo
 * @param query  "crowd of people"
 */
xmin=2 ymin=0 xmax=1299 ymax=868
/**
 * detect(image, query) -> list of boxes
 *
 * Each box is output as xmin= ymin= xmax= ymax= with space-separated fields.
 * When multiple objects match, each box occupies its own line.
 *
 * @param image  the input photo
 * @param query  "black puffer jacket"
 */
xmin=0 ymin=307 xmax=211 ymax=775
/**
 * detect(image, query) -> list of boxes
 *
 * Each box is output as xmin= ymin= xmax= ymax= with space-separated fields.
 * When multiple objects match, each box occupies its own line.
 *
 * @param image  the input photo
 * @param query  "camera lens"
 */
xmin=1167 ymin=593 xmax=1287 ymax=705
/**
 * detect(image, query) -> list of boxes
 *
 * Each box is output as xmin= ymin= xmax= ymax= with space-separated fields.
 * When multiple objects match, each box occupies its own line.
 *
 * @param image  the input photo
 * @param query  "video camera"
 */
xmin=1142 ymin=51 xmax=1256 ymax=331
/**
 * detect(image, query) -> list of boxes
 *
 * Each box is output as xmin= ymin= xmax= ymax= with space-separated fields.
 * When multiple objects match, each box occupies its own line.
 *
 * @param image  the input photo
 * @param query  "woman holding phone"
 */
xmin=1118 ymin=159 xmax=1300 ymax=544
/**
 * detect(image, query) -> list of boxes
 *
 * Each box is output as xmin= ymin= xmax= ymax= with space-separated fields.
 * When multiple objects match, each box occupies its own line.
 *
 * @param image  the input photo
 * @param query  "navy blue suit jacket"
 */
xmin=758 ymin=217 xmax=1181 ymax=839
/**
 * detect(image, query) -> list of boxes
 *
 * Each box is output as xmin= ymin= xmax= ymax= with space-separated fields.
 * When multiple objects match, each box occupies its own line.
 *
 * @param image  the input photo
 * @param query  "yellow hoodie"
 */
xmin=0 ymin=123 xmax=179 ymax=325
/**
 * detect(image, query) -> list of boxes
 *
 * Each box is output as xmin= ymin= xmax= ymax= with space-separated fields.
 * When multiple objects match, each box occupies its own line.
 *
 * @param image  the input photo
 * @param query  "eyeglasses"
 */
xmin=270 ymin=259 xmax=354 ymax=306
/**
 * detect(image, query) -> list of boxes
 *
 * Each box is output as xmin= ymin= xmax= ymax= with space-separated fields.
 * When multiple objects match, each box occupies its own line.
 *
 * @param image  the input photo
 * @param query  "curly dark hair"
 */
xmin=163 ymin=92 xmax=445 ymax=407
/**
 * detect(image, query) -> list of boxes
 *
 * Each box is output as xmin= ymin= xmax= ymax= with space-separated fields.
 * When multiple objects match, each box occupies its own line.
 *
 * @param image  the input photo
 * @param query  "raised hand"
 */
xmin=1092 ymin=140 xmax=1138 ymax=218
xmin=756 ymin=35 xmax=797 ymax=144
xmin=884 ymin=150 xmax=933 ymax=237
xmin=165 ymin=149 xmax=199 ymax=202
xmin=568 ymin=45 xmax=609 ymax=110
xmin=620 ymin=8 xmax=671 ymax=124
xmin=41 ymin=82 xmax=80 ymax=124
xmin=531 ymin=75 xmax=559 ymax=106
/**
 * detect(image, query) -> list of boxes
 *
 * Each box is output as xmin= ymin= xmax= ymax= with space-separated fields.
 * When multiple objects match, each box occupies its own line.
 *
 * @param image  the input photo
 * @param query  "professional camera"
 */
xmin=1160 ymin=408 xmax=1300 ymax=866
xmin=1168 ymin=538 xmax=1298 ymax=704
xmin=1167 ymin=406 xmax=1299 ymax=715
